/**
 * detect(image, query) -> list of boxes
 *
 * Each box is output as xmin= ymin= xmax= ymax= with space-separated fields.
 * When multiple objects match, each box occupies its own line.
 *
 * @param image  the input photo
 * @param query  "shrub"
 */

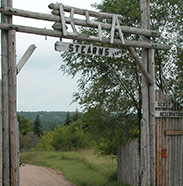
xmin=20 ymin=131 xmax=40 ymax=152
xmin=37 ymin=119 xmax=91 ymax=151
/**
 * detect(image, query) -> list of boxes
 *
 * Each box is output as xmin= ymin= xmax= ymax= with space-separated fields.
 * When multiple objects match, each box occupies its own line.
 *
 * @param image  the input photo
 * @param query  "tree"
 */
xmin=33 ymin=115 xmax=42 ymax=137
xmin=18 ymin=114 xmax=33 ymax=136
xmin=64 ymin=112 xmax=71 ymax=126
xmin=60 ymin=0 xmax=183 ymax=154
xmin=71 ymin=109 xmax=81 ymax=122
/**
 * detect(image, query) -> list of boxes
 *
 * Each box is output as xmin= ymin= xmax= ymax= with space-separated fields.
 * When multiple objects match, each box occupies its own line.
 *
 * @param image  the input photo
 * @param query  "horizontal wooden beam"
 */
xmin=0 ymin=23 xmax=171 ymax=50
xmin=165 ymin=130 xmax=183 ymax=136
xmin=0 ymin=7 xmax=161 ymax=38
xmin=0 ymin=7 xmax=59 ymax=22
xmin=48 ymin=3 xmax=123 ymax=20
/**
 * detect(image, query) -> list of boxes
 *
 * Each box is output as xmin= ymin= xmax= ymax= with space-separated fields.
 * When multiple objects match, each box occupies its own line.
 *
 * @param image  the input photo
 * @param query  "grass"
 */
xmin=20 ymin=149 xmax=129 ymax=186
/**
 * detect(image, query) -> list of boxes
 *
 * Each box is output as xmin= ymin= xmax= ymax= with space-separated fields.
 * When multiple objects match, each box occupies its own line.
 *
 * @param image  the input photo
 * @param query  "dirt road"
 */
xmin=20 ymin=164 xmax=74 ymax=186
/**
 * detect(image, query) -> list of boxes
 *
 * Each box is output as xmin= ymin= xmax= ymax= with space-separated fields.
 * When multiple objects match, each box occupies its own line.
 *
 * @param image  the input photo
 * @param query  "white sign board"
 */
xmin=55 ymin=41 xmax=122 ymax=58
xmin=155 ymin=101 xmax=173 ymax=108
xmin=155 ymin=111 xmax=183 ymax=118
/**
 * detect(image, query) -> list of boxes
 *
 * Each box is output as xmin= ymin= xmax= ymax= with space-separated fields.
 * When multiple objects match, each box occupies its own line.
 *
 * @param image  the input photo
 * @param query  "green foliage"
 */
xmin=37 ymin=119 xmax=91 ymax=151
xmin=64 ymin=112 xmax=71 ymax=126
xmin=33 ymin=115 xmax=42 ymax=137
xmin=17 ymin=114 xmax=33 ymax=136
xmin=83 ymin=107 xmax=139 ymax=155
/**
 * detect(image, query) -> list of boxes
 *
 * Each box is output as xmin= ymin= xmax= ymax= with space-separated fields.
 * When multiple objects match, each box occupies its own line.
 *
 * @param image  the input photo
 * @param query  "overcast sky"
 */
xmin=9 ymin=0 xmax=102 ymax=112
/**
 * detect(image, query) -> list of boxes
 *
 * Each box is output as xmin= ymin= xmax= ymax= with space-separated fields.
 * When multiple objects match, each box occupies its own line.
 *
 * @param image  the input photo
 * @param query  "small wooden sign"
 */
xmin=155 ymin=111 xmax=183 ymax=118
xmin=55 ymin=41 xmax=122 ymax=58
xmin=155 ymin=101 xmax=173 ymax=108
xmin=165 ymin=130 xmax=183 ymax=136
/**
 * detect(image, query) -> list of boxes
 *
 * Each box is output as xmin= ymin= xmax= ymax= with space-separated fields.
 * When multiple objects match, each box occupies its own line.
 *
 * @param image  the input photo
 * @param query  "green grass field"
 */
xmin=20 ymin=149 xmax=130 ymax=186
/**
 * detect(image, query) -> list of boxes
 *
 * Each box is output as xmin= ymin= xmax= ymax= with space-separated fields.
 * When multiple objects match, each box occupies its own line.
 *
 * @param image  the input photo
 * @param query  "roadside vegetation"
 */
xmin=20 ymin=150 xmax=130 ymax=186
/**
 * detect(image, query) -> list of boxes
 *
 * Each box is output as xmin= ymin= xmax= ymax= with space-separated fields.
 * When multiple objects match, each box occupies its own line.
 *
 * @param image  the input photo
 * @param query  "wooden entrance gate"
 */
xmin=155 ymin=91 xmax=183 ymax=185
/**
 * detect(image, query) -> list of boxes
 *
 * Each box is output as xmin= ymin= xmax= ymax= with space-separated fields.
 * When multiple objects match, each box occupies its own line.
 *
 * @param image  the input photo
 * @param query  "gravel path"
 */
xmin=20 ymin=164 xmax=74 ymax=186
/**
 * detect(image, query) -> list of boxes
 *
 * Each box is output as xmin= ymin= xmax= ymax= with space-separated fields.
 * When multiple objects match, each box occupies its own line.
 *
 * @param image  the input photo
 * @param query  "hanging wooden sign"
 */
xmin=155 ymin=111 xmax=183 ymax=118
xmin=155 ymin=101 xmax=173 ymax=108
xmin=55 ymin=41 xmax=122 ymax=58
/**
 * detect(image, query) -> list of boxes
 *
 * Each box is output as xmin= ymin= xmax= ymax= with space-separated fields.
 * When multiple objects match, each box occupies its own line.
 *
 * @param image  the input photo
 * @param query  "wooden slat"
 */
xmin=165 ymin=130 xmax=183 ymax=136
xmin=117 ymin=140 xmax=139 ymax=186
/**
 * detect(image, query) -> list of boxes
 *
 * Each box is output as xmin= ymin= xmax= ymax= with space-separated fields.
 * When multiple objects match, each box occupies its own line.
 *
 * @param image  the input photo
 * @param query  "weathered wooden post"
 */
xmin=1 ymin=0 xmax=19 ymax=185
xmin=2 ymin=0 xmax=11 ymax=185
xmin=140 ymin=0 xmax=155 ymax=185
xmin=8 ymin=29 xmax=19 ymax=186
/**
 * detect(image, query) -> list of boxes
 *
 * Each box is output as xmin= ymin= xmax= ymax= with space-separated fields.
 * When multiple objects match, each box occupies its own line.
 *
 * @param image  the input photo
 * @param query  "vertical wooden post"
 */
xmin=140 ymin=0 xmax=155 ymax=185
xmin=0 ymin=80 xmax=2 ymax=186
xmin=1 ymin=0 xmax=19 ymax=185
xmin=8 ymin=30 xmax=18 ymax=186
xmin=1 ymin=0 xmax=10 ymax=185
xmin=149 ymin=49 xmax=155 ymax=186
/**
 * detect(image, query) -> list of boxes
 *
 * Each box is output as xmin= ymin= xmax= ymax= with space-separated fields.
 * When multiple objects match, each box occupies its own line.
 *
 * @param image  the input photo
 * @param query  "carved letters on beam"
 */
xmin=53 ymin=3 xmax=126 ymax=46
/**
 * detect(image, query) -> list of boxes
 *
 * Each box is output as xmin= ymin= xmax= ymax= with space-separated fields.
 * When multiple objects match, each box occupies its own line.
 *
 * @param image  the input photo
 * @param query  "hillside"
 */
xmin=17 ymin=111 xmax=75 ymax=131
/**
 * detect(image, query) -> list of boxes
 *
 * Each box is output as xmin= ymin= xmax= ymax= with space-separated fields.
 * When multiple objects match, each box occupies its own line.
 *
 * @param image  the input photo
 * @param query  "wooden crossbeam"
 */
xmin=0 ymin=23 xmax=171 ymax=50
xmin=0 ymin=7 xmax=161 ymax=38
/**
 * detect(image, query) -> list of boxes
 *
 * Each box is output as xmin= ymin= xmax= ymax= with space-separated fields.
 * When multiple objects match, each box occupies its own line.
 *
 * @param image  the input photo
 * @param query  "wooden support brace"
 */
xmin=128 ymin=47 xmax=153 ymax=85
xmin=16 ymin=44 xmax=37 ymax=74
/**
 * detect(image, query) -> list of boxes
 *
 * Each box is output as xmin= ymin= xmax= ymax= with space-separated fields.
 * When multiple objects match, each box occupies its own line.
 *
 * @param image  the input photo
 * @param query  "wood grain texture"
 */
xmin=117 ymin=140 xmax=139 ymax=186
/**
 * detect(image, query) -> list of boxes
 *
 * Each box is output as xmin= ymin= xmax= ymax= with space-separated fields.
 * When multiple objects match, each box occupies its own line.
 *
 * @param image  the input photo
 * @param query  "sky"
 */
xmin=9 ymin=0 xmax=102 ymax=111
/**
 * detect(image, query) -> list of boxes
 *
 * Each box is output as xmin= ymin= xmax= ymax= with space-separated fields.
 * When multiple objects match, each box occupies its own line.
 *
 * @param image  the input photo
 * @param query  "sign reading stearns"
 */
xmin=55 ymin=41 xmax=122 ymax=58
